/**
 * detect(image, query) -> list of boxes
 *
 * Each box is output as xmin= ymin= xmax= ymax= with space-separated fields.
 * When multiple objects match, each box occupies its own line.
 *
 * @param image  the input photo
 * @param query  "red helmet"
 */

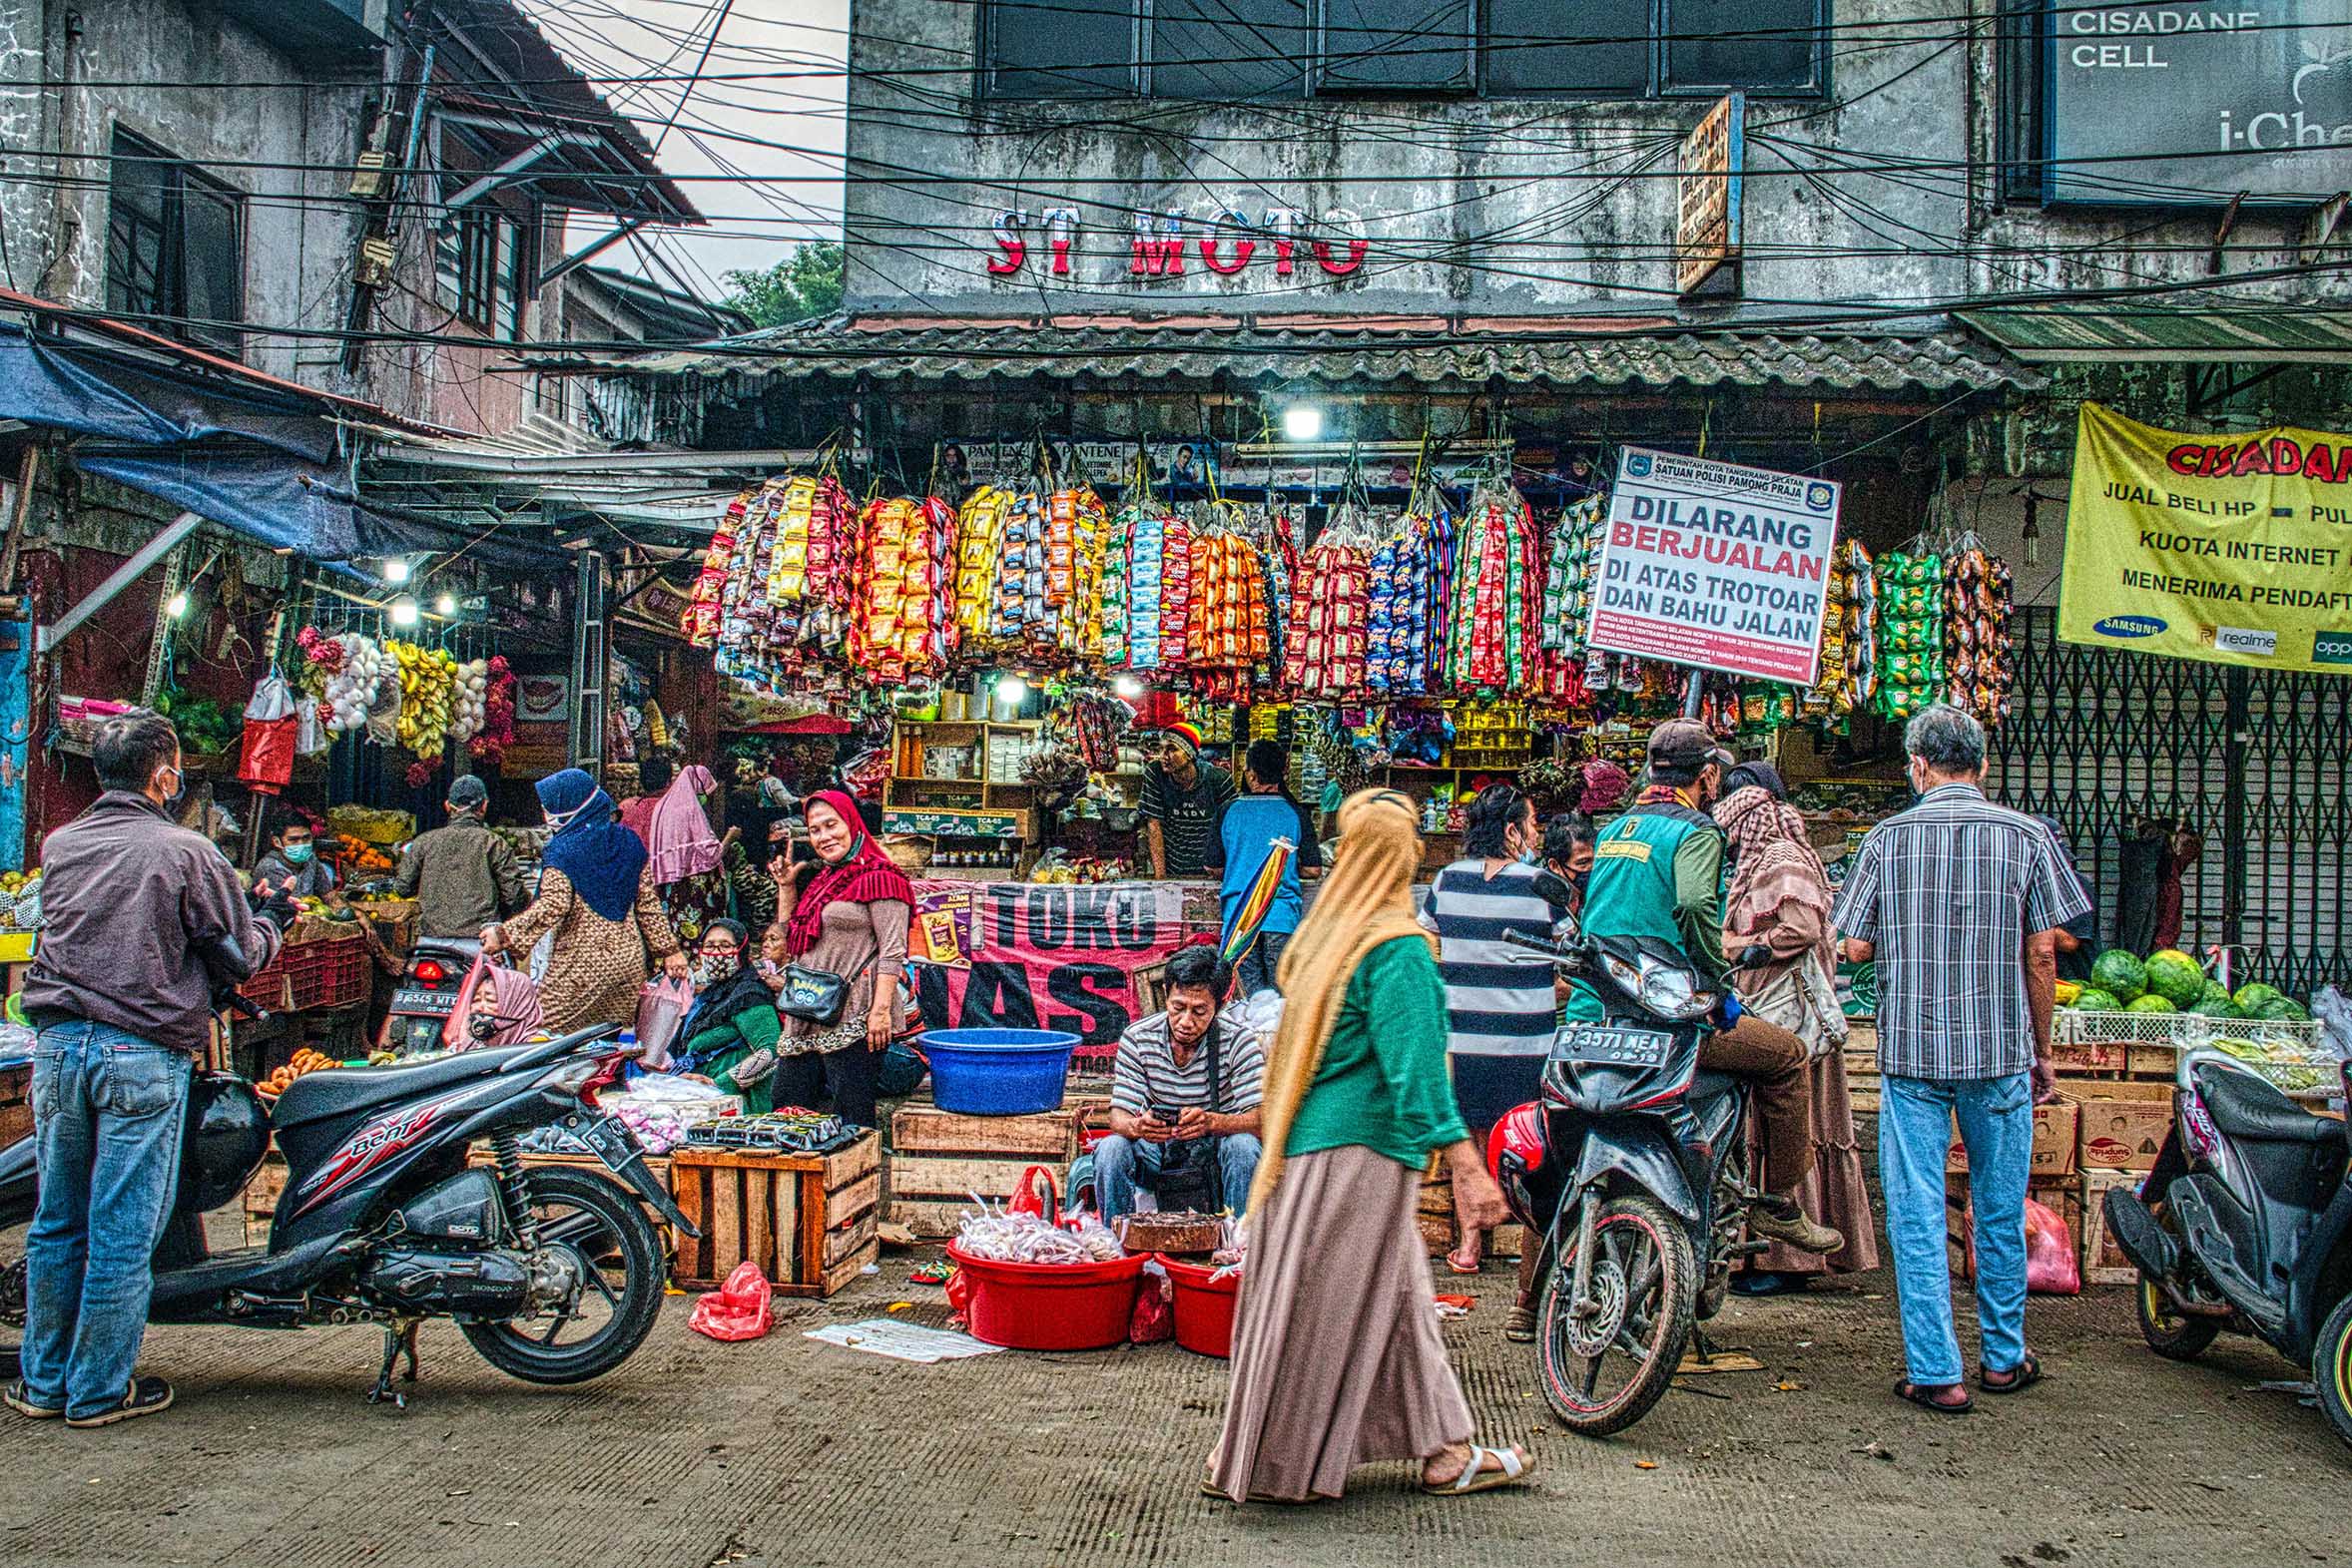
xmin=1486 ymin=1102 xmax=1546 ymax=1188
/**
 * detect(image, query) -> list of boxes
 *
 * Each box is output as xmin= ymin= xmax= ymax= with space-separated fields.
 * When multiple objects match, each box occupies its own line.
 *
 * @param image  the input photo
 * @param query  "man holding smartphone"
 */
xmin=1096 ymin=946 xmax=1264 ymax=1221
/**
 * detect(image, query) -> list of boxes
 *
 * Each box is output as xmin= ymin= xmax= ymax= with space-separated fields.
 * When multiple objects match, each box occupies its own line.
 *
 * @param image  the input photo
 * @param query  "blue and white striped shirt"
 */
xmin=1421 ymin=859 xmax=1560 ymax=1058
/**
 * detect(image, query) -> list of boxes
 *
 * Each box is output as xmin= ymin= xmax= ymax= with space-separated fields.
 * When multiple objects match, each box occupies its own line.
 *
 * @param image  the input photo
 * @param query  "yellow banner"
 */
xmin=2058 ymin=402 xmax=2352 ymax=674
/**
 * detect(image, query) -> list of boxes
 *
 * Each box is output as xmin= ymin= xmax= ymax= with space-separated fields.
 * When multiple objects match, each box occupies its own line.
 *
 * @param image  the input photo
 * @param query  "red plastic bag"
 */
xmin=1956 ymin=1196 xmax=2080 ymax=1296
xmin=238 ymin=715 xmax=297 ymax=789
xmin=1008 ymin=1165 xmax=1060 ymax=1223
xmin=1129 ymin=1262 xmax=1174 ymax=1344
xmin=688 ymin=1261 xmax=774 ymax=1341
xmin=633 ymin=975 xmax=695 ymax=1069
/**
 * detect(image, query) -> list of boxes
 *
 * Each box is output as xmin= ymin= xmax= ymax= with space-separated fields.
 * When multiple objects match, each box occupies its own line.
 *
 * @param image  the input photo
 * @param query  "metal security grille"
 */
xmin=1992 ymin=606 xmax=2351 ymax=997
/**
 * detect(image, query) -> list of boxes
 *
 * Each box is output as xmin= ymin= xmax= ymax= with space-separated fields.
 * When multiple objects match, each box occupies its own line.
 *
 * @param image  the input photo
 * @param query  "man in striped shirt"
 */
xmin=1098 ymin=945 xmax=1265 ymax=1220
xmin=1834 ymin=704 xmax=2087 ymax=1414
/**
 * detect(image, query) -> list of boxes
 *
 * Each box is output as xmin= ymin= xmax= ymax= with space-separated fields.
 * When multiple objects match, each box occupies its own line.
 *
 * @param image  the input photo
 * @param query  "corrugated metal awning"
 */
xmin=594 ymin=313 xmax=2038 ymax=394
xmin=1958 ymin=304 xmax=2352 ymax=365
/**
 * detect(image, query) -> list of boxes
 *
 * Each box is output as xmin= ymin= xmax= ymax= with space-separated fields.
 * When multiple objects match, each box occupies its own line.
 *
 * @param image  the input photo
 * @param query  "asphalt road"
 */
xmin=0 ymin=1255 xmax=2343 ymax=1568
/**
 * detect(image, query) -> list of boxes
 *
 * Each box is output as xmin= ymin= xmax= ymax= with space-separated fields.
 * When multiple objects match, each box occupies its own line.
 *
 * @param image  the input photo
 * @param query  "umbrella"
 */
xmin=1219 ymin=836 xmax=1295 ymax=972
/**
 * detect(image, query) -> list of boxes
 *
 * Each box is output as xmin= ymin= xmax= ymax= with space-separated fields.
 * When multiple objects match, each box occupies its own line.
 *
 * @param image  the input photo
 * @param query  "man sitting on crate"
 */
xmin=1095 ymin=945 xmax=1265 ymax=1222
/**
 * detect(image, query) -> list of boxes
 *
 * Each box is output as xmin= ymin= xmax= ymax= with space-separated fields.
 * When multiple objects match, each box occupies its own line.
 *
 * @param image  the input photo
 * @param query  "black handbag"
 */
xmin=776 ymin=952 xmax=878 ymax=1026
xmin=1152 ymin=1024 xmax=1225 ymax=1214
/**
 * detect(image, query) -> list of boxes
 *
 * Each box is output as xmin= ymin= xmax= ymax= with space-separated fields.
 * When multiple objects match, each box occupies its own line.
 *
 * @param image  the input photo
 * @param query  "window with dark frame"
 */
xmin=104 ymin=128 xmax=245 ymax=354
xmin=979 ymin=0 xmax=1828 ymax=101
xmin=447 ymin=203 xmax=535 ymax=339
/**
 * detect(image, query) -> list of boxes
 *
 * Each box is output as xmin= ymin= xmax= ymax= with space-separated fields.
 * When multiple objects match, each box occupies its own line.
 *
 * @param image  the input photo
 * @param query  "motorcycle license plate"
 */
xmin=392 ymin=988 xmax=455 ymax=1015
xmin=571 ymin=1115 xmax=641 ymax=1173
xmin=1565 ymin=1025 xmax=1673 ymax=1067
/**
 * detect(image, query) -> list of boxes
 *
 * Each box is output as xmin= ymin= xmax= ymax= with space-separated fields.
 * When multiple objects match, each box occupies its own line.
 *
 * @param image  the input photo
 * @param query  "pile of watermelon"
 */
xmin=2068 ymin=947 xmax=2309 ymax=1022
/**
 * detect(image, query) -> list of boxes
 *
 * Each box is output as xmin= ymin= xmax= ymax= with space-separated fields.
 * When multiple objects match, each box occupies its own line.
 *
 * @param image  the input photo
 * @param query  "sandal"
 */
xmin=1978 ymin=1352 xmax=2043 ymax=1395
xmin=1446 ymin=1247 xmax=1483 ymax=1277
xmin=1894 ymin=1379 xmax=1974 ymax=1415
xmin=1422 ymin=1444 xmax=1536 ymax=1496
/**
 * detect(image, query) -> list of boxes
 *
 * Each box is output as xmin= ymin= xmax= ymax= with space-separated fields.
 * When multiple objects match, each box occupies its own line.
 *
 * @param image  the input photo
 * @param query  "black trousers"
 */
xmin=774 ymin=1044 xmax=882 ymax=1129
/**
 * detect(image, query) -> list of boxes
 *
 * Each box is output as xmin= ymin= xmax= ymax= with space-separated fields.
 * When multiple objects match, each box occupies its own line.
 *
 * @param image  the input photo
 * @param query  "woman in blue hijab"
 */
xmin=481 ymin=768 xmax=689 ymax=1032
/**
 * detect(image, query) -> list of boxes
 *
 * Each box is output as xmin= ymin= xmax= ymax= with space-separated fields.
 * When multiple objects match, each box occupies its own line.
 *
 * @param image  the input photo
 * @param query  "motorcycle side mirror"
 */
xmin=1530 ymin=869 xmax=1575 ymax=910
xmin=1735 ymin=943 xmax=1775 ymax=971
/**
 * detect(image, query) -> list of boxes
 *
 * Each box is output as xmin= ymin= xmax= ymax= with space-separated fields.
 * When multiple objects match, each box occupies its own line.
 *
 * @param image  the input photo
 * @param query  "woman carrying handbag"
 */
xmin=765 ymin=790 xmax=911 ymax=1129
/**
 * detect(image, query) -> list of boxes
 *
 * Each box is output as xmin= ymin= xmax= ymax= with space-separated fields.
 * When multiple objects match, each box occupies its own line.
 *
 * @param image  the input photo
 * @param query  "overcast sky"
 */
xmin=521 ymin=0 xmax=852 ymax=300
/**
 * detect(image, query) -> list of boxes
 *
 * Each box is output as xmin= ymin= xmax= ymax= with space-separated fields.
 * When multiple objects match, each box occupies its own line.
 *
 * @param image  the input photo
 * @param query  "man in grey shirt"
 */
xmin=1834 ymin=705 xmax=2087 ymax=1415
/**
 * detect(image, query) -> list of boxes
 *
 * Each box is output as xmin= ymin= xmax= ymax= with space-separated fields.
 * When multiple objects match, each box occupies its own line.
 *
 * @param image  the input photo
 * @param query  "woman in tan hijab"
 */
xmin=1206 ymin=788 xmax=1535 ymax=1504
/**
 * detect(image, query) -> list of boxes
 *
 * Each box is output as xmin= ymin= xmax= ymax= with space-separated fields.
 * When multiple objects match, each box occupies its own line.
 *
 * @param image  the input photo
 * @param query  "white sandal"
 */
xmin=1423 ymin=1444 xmax=1535 ymax=1496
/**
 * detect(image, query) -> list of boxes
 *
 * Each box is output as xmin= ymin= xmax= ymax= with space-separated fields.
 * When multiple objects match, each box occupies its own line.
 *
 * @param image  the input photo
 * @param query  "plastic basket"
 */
xmin=1158 ymin=1255 xmax=1240 ymax=1358
xmin=2058 ymin=1007 xmax=2336 ymax=1095
xmin=238 ymin=952 xmax=293 ymax=1011
xmin=945 ymin=1243 xmax=1145 ymax=1350
xmin=920 ymin=1029 xmax=1079 ymax=1115
xmin=284 ymin=936 xmax=371 ymax=1011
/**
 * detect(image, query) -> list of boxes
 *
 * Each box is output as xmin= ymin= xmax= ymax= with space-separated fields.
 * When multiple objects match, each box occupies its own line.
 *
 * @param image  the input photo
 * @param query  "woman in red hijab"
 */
xmin=764 ymin=790 xmax=912 ymax=1128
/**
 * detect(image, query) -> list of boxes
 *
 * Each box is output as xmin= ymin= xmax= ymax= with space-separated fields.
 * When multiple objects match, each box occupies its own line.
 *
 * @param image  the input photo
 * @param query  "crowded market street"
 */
xmin=0 ymin=1258 xmax=2341 ymax=1568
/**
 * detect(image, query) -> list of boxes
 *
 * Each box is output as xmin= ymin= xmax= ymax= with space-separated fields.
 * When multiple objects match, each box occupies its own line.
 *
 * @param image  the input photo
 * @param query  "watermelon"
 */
xmin=2232 ymin=982 xmax=2283 ymax=1014
xmin=2256 ymin=997 xmax=2309 ymax=1022
xmin=2197 ymin=980 xmax=2233 ymax=1006
xmin=2071 ymin=988 xmax=2123 ymax=1012
xmin=2091 ymin=950 xmax=2147 ymax=1003
xmin=2143 ymin=949 xmax=2206 ymax=1008
xmin=2125 ymin=993 xmax=2176 ymax=1014
xmin=2187 ymin=995 xmax=2243 ymax=1020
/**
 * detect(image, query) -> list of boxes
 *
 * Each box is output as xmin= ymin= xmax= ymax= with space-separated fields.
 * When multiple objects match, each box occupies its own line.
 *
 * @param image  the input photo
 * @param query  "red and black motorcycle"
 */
xmin=1 ymin=1021 xmax=690 ymax=1406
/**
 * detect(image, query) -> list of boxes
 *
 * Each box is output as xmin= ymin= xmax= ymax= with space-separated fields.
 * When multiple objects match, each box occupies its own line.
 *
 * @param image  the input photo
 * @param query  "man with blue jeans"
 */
xmin=8 ymin=710 xmax=282 ymax=1427
xmin=1833 ymin=705 xmax=2085 ymax=1415
xmin=1097 ymin=946 xmax=1264 ymax=1221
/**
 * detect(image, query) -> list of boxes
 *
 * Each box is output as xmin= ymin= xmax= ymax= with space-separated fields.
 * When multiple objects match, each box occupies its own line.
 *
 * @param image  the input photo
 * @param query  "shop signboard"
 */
xmin=1588 ymin=447 xmax=1842 ymax=685
xmin=2057 ymin=401 xmax=2352 ymax=674
xmin=2044 ymin=0 xmax=2351 ymax=205
xmin=907 ymin=880 xmax=1188 ymax=1052
xmin=1675 ymin=93 xmax=1745 ymax=296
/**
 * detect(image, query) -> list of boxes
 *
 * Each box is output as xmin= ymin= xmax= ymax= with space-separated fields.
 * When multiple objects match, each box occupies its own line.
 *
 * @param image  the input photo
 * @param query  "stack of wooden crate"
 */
xmin=884 ymin=1089 xmax=1110 ymax=1239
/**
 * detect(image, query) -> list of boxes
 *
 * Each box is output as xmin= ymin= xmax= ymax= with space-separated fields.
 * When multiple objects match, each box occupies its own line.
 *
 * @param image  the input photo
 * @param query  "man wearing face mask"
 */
xmin=11 ymin=709 xmax=284 ymax=1426
xmin=254 ymin=815 xmax=337 ymax=903
xmin=1570 ymin=720 xmax=1843 ymax=1260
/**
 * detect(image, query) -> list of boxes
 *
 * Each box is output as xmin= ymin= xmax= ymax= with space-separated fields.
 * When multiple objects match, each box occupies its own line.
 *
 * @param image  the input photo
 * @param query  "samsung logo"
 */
xmin=2093 ymin=614 xmax=2167 ymax=639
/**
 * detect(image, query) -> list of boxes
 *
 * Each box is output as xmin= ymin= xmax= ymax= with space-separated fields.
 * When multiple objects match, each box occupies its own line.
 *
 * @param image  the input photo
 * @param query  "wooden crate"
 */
xmin=670 ymin=1136 xmax=882 ymax=1298
xmin=243 ymin=1152 xmax=290 ymax=1246
xmin=885 ymin=1092 xmax=1106 ymax=1239
xmin=0 ymin=1061 xmax=30 ymax=1151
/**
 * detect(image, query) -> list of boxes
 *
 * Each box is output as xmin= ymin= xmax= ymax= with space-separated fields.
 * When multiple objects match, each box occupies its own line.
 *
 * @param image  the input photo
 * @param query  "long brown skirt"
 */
xmin=1207 ymin=1144 xmax=1474 ymax=1502
xmin=1747 ymin=1048 xmax=1881 ymax=1276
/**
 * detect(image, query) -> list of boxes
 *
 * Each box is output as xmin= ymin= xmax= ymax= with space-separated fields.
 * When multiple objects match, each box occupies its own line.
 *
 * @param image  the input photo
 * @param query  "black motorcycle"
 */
xmin=0 ymin=1022 xmax=693 ymax=1407
xmin=1489 ymin=928 xmax=1769 ymax=1436
xmin=380 ymin=935 xmax=480 ymax=1057
xmin=2101 ymin=1044 xmax=2352 ymax=1447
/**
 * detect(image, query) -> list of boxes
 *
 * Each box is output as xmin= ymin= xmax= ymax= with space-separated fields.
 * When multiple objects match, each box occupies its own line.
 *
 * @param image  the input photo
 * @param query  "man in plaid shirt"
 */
xmin=1833 ymin=705 xmax=2088 ymax=1415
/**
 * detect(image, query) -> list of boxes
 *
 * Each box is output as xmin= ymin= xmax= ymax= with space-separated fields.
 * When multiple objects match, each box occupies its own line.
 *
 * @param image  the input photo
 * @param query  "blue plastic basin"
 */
xmin=920 ymin=1028 xmax=1080 ymax=1115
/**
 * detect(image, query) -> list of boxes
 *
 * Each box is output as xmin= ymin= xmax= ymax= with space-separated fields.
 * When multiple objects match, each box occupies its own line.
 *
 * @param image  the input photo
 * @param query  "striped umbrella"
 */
xmin=1219 ymin=836 xmax=1295 ymax=971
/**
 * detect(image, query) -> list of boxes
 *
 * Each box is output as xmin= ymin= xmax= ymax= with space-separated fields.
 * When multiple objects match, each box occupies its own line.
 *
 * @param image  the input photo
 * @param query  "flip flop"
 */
xmin=1978 ymin=1353 xmax=2044 ymax=1395
xmin=1894 ymin=1379 xmax=1975 ymax=1415
xmin=1423 ymin=1445 xmax=1536 ymax=1496
xmin=1446 ymin=1250 xmax=1483 ymax=1277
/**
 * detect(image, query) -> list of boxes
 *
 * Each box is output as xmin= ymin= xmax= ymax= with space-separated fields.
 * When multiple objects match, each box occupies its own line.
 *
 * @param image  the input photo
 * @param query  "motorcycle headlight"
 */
xmin=1637 ymin=965 xmax=1711 ymax=1021
xmin=1601 ymin=954 xmax=1644 ymax=996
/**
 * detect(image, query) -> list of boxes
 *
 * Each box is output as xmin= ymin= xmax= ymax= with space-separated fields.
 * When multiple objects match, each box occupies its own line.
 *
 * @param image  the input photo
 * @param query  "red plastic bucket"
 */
xmin=946 ymin=1244 xmax=1147 ymax=1351
xmin=1159 ymin=1255 xmax=1241 ymax=1358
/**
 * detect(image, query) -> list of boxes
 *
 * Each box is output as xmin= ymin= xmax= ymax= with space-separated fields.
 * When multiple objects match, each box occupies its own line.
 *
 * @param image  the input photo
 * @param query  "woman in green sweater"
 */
xmin=1206 ymin=788 xmax=1535 ymax=1504
xmin=670 ymin=919 xmax=784 ymax=1112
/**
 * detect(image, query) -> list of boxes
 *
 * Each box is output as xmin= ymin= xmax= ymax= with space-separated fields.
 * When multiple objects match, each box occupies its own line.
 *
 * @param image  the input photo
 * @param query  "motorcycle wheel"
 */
xmin=2310 ymin=1293 xmax=2352 ymax=1451
xmin=1 ymin=1209 xmax=26 ymax=1382
xmin=459 ymin=1167 xmax=663 ymax=1385
xmin=2135 ymin=1275 xmax=2219 ymax=1361
xmin=1534 ymin=1194 xmax=1697 ymax=1436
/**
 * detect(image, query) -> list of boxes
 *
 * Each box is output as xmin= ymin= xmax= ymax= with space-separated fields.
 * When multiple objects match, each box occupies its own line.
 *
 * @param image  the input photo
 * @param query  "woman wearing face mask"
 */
xmin=1418 ymin=784 xmax=1556 ymax=1312
xmin=668 ymin=920 xmax=785 ymax=1110
xmin=479 ymin=768 xmax=688 ymax=1033
xmin=765 ymin=789 xmax=911 ymax=1129
xmin=443 ymin=959 xmax=545 ymax=1051
xmin=646 ymin=761 xmax=777 ymax=947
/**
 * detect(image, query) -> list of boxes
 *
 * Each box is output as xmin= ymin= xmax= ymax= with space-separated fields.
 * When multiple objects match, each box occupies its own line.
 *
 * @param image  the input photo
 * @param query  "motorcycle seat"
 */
xmin=271 ymin=1046 xmax=531 ymax=1129
xmin=2194 ymin=1063 xmax=2340 ymax=1147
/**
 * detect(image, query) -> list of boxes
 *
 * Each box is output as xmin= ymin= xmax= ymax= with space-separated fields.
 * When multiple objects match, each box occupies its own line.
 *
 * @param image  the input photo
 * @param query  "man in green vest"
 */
xmin=1569 ymin=720 xmax=1841 ymax=1257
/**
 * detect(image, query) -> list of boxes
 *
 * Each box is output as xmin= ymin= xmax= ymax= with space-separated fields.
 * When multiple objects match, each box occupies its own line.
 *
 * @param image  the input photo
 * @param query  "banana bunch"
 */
xmin=388 ymin=639 xmax=461 ymax=759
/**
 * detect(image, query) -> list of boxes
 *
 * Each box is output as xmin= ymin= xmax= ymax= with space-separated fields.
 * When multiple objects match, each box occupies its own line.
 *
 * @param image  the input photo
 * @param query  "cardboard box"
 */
xmin=2066 ymin=1086 xmax=2174 ymax=1173
xmin=2078 ymin=1169 xmax=2146 ymax=1286
xmin=1947 ymin=1098 xmax=2078 ymax=1178
xmin=2050 ymin=1035 xmax=2127 ymax=1075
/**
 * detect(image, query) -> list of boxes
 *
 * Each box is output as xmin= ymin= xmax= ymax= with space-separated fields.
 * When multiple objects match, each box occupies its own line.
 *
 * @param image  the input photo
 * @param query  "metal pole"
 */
xmin=37 ymin=512 xmax=204 ymax=652
xmin=2221 ymin=668 xmax=2249 ymax=953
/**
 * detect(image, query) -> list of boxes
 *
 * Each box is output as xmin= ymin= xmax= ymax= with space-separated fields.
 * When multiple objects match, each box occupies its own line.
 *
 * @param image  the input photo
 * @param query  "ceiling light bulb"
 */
xmin=1281 ymin=404 xmax=1323 ymax=441
xmin=388 ymin=595 xmax=420 ymax=628
xmin=382 ymin=557 xmax=412 ymax=585
xmin=163 ymin=591 xmax=191 ymax=620
xmin=434 ymin=592 xmax=457 ymax=617
xmin=1112 ymin=675 xmax=1144 ymax=700
xmin=993 ymin=673 xmax=1029 ymax=705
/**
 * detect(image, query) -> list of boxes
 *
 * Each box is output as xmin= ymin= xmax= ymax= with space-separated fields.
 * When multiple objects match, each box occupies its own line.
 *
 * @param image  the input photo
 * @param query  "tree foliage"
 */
xmin=721 ymin=241 xmax=845 ymax=328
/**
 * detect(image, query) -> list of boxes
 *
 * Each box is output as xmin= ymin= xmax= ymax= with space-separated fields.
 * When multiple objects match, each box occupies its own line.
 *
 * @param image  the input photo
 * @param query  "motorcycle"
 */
xmin=380 ymin=936 xmax=480 ymax=1057
xmin=2100 ymin=1045 xmax=2352 ymax=1447
xmin=0 ymin=1020 xmax=694 ymax=1407
xmin=1488 ymin=925 xmax=1771 ymax=1436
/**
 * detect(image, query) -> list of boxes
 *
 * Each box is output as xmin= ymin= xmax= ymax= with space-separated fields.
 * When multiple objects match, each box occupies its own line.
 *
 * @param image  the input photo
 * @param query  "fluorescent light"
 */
xmin=388 ymin=595 xmax=420 ymax=628
xmin=1281 ymin=404 xmax=1323 ymax=441
xmin=1112 ymin=675 xmax=1144 ymax=700
xmin=993 ymin=673 xmax=1029 ymax=705
xmin=381 ymin=557 xmax=412 ymax=585
xmin=434 ymin=592 xmax=457 ymax=617
xmin=163 ymin=591 xmax=190 ymax=620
